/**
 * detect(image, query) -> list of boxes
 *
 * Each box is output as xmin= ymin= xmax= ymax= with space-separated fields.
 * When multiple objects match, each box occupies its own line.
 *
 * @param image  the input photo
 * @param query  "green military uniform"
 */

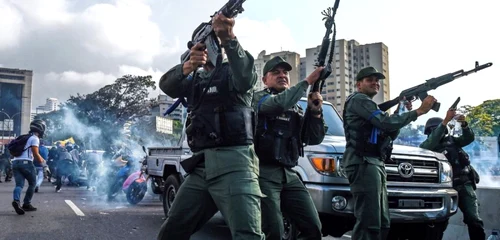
xmin=343 ymin=67 xmax=419 ymax=240
xmin=420 ymin=121 xmax=485 ymax=240
xmin=157 ymin=37 xmax=265 ymax=240
xmin=253 ymin=56 xmax=326 ymax=240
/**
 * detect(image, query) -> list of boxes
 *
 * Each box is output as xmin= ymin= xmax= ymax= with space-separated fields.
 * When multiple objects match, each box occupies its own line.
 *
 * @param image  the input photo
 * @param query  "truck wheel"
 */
xmin=282 ymin=216 xmax=297 ymax=240
xmin=150 ymin=178 xmax=162 ymax=195
xmin=162 ymin=175 xmax=180 ymax=217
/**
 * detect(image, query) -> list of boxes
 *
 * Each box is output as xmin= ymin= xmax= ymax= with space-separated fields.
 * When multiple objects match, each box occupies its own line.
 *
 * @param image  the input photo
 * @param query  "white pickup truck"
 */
xmin=146 ymin=98 xmax=458 ymax=239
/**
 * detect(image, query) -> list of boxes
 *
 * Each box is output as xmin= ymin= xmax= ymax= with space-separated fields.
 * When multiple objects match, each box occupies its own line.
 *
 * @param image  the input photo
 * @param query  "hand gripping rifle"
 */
xmin=378 ymin=61 xmax=493 ymax=112
xmin=167 ymin=0 xmax=246 ymax=116
xmin=180 ymin=0 xmax=246 ymax=68
xmin=311 ymin=0 xmax=340 ymax=106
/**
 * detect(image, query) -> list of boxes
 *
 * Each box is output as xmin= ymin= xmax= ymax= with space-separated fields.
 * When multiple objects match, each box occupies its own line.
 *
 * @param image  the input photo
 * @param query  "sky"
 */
xmin=0 ymin=0 xmax=499 ymax=126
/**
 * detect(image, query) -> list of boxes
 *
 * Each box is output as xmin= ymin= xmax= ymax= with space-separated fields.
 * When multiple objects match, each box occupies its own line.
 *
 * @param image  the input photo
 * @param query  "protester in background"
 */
xmin=35 ymin=140 xmax=49 ymax=192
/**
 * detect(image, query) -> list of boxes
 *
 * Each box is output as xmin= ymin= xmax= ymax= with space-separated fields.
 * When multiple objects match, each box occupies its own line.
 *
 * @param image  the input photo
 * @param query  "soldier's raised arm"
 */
xmin=213 ymin=13 xmax=256 ymax=93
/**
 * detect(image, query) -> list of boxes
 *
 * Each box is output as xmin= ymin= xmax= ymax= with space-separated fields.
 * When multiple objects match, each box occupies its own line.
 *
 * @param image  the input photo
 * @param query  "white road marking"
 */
xmin=65 ymin=200 xmax=85 ymax=216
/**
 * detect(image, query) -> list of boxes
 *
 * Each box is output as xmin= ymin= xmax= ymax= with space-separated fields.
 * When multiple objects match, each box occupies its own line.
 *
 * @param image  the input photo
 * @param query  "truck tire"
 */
xmin=282 ymin=215 xmax=297 ymax=240
xmin=150 ymin=177 xmax=163 ymax=195
xmin=162 ymin=175 xmax=180 ymax=217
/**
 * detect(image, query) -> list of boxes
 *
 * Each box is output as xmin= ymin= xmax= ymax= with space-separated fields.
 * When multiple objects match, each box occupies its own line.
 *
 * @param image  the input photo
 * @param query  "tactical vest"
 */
xmin=441 ymin=136 xmax=471 ymax=175
xmin=254 ymin=92 xmax=303 ymax=167
xmin=185 ymin=64 xmax=255 ymax=152
xmin=343 ymin=93 xmax=392 ymax=159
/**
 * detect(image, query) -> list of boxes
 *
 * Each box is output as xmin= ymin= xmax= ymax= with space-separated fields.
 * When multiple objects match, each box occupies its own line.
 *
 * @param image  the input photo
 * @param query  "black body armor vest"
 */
xmin=255 ymin=92 xmax=303 ymax=167
xmin=185 ymin=64 xmax=255 ymax=152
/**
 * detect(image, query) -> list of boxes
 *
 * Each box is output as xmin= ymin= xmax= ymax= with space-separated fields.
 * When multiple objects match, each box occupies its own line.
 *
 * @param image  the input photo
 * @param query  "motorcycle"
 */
xmin=107 ymin=159 xmax=133 ymax=201
xmin=122 ymin=146 xmax=149 ymax=205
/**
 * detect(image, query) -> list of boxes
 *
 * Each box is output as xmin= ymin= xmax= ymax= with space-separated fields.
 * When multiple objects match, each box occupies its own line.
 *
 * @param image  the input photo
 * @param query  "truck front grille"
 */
xmin=385 ymin=156 xmax=440 ymax=183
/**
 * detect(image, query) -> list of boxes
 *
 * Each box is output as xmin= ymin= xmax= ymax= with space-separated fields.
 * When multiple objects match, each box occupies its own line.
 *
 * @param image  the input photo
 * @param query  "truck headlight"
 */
xmin=440 ymin=161 xmax=453 ymax=183
xmin=309 ymin=154 xmax=346 ymax=178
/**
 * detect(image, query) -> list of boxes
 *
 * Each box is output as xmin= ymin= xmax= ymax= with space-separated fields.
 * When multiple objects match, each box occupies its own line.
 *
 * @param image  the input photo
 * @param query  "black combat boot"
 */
xmin=22 ymin=203 xmax=37 ymax=211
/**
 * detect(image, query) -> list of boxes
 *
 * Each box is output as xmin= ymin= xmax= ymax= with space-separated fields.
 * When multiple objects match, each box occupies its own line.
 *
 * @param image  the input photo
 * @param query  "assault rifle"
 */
xmin=180 ymin=0 xmax=246 ymax=68
xmin=378 ymin=61 xmax=493 ymax=112
xmin=167 ymin=0 xmax=246 ymax=115
xmin=311 ymin=0 xmax=340 ymax=106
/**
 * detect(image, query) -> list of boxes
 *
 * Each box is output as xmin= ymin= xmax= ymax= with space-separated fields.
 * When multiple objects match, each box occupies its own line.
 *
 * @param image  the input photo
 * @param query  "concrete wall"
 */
xmin=443 ymin=186 xmax=500 ymax=239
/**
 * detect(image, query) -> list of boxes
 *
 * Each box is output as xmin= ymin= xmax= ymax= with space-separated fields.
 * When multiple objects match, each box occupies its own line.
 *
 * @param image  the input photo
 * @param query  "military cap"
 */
xmin=356 ymin=66 xmax=386 ymax=81
xmin=263 ymin=56 xmax=292 ymax=75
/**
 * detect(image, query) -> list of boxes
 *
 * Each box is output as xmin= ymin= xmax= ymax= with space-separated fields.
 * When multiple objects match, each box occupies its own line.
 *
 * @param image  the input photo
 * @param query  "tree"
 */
xmin=38 ymin=75 xmax=157 ymax=150
xmin=459 ymin=99 xmax=500 ymax=136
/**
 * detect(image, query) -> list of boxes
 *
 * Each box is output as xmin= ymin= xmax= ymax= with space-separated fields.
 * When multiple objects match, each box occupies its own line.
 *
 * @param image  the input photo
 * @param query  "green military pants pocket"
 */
xmin=456 ymin=183 xmax=484 ymax=226
xmin=157 ymin=171 xmax=218 ymax=240
xmin=209 ymin=171 xmax=265 ymax=240
xmin=345 ymin=162 xmax=390 ymax=240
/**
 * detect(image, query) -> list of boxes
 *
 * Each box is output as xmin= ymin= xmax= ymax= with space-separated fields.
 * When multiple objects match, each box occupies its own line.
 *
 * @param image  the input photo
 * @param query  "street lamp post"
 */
xmin=0 ymin=110 xmax=23 ymax=151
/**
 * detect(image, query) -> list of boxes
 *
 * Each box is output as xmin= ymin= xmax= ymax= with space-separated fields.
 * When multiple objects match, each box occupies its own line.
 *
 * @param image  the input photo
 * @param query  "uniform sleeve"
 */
xmin=454 ymin=126 xmax=475 ymax=147
xmin=159 ymin=64 xmax=192 ymax=99
xmin=256 ymin=81 xmax=309 ymax=115
xmin=350 ymin=95 xmax=418 ymax=132
xmin=419 ymin=123 xmax=447 ymax=150
xmin=224 ymin=38 xmax=258 ymax=93
xmin=302 ymin=114 xmax=326 ymax=145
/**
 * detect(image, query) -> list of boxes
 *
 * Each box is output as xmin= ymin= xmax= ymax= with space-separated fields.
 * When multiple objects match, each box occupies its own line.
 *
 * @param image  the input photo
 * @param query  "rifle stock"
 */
xmin=378 ymin=62 xmax=493 ymax=112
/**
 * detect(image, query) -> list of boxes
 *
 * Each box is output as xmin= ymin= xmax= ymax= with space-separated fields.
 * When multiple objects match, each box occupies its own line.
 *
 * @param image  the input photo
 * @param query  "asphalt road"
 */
xmin=0 ymin=180 xmax=349 ymax=240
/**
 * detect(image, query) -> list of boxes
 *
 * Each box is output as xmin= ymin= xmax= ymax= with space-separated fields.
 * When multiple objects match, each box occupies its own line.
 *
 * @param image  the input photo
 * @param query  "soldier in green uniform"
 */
xmin=253 ymin=56 xmax=326 ymax=239
xmin=342 ymin=66 xmax=436 ymax=240
xmin=157 ymin=13 xmax=265 ymax=240
xmin=420 ymin=110 xmax=485 ymax=240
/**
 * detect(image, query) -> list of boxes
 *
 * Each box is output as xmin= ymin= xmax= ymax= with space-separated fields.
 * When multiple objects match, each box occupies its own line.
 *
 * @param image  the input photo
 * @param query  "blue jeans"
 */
xmin=12 ymin=160 xmax=36 ymax=204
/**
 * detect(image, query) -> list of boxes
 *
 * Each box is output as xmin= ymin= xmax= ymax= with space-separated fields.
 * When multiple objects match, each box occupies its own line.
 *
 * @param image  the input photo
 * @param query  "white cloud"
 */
xmin=0 ymin=0 xmax=23 ymax=50
xmin=77 ymin=0 xmax=162 ymax=65
xmin=45 ymin=70 xmax=116 ymax=86
xmin=8 ymin=0 xmax=74 ymax=26
xmin=234 ymin=17 xmax=298 ymax=57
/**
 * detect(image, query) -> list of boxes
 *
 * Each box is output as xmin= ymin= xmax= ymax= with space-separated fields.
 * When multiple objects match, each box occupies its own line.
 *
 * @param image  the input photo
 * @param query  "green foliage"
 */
xmin=459 ymin=99 xmax=500 ymax=136
xmin=37 ymin=75 xmax=157 ymax=149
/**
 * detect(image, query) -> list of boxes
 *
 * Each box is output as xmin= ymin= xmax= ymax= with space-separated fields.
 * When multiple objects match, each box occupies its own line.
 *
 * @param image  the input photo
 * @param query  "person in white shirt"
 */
xmin=11 ymin=119 xmax=46 ymax=215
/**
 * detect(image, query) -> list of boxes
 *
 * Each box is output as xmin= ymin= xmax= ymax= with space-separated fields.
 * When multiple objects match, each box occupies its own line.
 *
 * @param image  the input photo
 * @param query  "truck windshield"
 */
xmin=298 ymin=100 xmax=345 ymax=137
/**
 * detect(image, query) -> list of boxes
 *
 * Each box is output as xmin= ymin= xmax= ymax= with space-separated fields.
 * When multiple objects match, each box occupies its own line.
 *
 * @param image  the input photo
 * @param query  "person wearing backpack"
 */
xmin=9 ymin=119 xmax=46 ymax=215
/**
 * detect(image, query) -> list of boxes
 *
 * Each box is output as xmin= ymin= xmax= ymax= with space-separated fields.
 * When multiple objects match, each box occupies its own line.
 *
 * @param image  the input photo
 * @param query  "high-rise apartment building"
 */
xmin=303 ymin=39 xmax=390 ymax=113
xmin=157 ymin=94 xmax=183 ymax=122
xmin=254 ymin=50 xmax=301 ymax=91
xmin=0 ymin=67 xmax=33 ymax=138
xmin=45 ymin=98 xmax=59 ymax=111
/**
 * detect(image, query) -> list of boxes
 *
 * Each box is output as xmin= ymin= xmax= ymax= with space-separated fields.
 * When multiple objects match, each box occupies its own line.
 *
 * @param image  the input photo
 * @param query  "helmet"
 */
xmin=30 ymin=119 xmax=46 ymax=137
xmin=424 ymin=117 xmax=443 ymax=135
xmin=66 ymin=143 xmax=74 ymax=151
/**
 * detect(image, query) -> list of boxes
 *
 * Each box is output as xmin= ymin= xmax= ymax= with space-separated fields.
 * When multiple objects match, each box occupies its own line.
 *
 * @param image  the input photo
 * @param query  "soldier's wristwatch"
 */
xmin=222 ymin=37 xmax=238 ymax=49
